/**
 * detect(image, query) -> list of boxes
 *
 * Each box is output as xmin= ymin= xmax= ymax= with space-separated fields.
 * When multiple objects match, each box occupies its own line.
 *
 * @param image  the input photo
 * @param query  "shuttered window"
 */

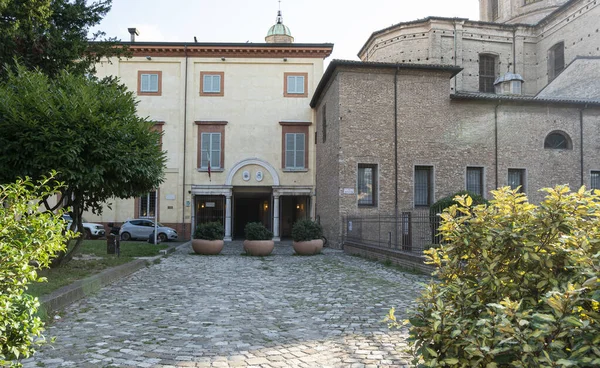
xmin=285 ymin=133 xmax=305 ymax=169
xmin=140 ymin=73 xmax=159 ymax=92
xmin=200 ymin=133 xmax=221 ymax=169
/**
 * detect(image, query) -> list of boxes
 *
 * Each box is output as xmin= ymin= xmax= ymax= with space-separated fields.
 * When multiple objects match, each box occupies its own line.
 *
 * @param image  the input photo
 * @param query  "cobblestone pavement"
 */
xmin=23 ymin=242 xmax=430 ymax=368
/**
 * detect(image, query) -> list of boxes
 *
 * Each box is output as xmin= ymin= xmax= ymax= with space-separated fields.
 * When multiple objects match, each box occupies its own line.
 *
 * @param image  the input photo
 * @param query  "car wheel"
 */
xmin=158 ymin=233 xmax=167 ymax=242
xmin=84 ymin=229 xmax=92 ymax=240
xmin=121 ymin=232 xmax=131 ymax=241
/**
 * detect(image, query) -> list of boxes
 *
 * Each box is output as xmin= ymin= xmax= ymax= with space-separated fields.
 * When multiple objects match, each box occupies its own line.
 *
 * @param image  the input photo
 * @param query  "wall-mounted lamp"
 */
xmin=201 ymin=203 xmax=205 ymax=208
xmin=221 ymin=57 xmax=226 ymax=61
xmin=263 ymin=201 xmax=269 ymax=211
xmin=146 ymin=56 xmax=152 ymax=60
xmin=283 ymin=58 xmax=288 ymax=62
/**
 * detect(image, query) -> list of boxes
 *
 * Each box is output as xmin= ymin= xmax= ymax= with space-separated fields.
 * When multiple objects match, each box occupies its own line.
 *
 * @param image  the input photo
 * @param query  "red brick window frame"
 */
xmin=200 ymin=72 xmax=225 ymax=96
xmin=284 ymin=72 xmax=308 ymax=98
xmin=137 ymin=71 xmax=162 ymax=96
xmin=280 ymin=122 xmax=310 ymax=170
xmin=196 ymin=121 xmax=227 ymax=170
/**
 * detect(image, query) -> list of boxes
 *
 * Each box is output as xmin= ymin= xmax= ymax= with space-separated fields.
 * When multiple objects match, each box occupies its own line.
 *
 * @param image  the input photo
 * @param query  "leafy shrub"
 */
xmin=387 ymin=186 xmax=600 ymax=367
xmin=291 ymin=219 xmax=323 ymax=242
xmin=244 ymin=222 xmax=273 ymax=241
xmin=0 ymin=175 xmax=73 ymax=365
xmin=194 ymin=221 xmax=224 ymax=240
xmin=429 ymin=190 xmax=488 ymax=244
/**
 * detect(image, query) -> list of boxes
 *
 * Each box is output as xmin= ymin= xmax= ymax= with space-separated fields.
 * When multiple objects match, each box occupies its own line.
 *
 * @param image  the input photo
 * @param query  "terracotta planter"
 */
xmin=192 ymin=239 xmax=224 ymax=255
xmin=293 ymin=239 xmax=324 ymax=255
xmin=243 ymin=240 xmax=274 ymax=256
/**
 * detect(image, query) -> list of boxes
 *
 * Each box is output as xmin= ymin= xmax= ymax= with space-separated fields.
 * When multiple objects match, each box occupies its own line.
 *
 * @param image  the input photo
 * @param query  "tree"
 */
xmin=0 ymin=174 xmax=73 ymax=366
xmin=387 ymin=187 xmax=600 ymax=366
xmin=0 ymin=65 xmax=166 ymax=265
xmin=0 ymin=0 xmax=127 ymax=78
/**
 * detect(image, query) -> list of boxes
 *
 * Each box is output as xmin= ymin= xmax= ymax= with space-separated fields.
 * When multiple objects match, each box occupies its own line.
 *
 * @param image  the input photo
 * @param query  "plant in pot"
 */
xmin=192 ymin=221 xmax=225 ymax=255
xmin=291 ymin=219 xmax=324 ymax=255
xmin=243 ymin=222 xmax=274 ymax=256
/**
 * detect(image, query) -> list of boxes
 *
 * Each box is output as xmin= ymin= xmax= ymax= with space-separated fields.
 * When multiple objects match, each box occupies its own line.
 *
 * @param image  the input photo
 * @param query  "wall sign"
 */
xmin=205 ymin=202 xmax=216 ymax=208
xmin=343 ymin=188 xmax=355 ymax=195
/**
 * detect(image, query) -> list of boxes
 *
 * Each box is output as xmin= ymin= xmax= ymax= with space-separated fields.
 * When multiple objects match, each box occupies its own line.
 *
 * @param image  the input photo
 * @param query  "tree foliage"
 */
xmin=0 ymin=174 xmax=73 ymax=366
xmin=388 ymin=186 xmax=600 ymax=367
xmin=0 ymin=0 xmax=127 ymax=78
xmin=0 ymin=65 xmax=165 ymax=265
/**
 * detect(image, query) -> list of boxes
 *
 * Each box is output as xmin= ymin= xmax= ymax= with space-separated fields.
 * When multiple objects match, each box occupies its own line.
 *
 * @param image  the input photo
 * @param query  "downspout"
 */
xmin=182 ymin=45 xmax=189 ymax=239
xmin=580 ymin=104 xmax=587 ymax=187
xmin=453 ymin=20 xmax=458 ymax=91
xmin=394 ymin=66 xmax=399 ymax=248
xmin=512 ymin=28 xmax=517 ymax=73
xmin=495 ymin=100 xmax=501 ymax=189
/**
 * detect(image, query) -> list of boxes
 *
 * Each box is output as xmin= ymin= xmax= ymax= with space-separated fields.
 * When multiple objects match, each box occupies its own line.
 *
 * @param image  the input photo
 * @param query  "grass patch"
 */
xmin=27 ymin=240 xmax=169 ymax=297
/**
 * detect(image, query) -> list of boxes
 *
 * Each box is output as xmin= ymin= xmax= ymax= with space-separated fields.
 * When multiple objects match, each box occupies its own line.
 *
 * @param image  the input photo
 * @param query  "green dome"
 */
xmin=267 ymin=23 xmax=292 ymax=37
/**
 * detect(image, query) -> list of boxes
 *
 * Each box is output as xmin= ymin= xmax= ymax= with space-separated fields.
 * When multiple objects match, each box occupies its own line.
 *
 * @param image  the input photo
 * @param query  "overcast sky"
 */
xmin=90 ymin=0 xmax=480 ymax=61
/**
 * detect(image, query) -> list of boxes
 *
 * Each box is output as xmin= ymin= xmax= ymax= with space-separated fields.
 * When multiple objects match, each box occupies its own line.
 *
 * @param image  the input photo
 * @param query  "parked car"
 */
xmin=119 ymin=219 xmax=178 ymax=242
xmin=62 ymin=214 xmax=106 ymax=239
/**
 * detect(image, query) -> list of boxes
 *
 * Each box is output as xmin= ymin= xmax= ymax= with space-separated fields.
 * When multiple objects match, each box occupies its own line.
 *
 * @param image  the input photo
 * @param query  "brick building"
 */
xmin=311 ymin=0 xmax=600 ymax=249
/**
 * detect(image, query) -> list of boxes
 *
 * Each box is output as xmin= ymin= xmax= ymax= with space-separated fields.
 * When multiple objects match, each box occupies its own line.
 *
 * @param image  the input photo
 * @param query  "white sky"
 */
xmin=90 ymin=0 xmax=480 ymax=61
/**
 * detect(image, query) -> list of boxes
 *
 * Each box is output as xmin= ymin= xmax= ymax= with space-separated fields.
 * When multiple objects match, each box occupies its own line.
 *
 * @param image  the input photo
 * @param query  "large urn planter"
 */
xmin=292 ymin=219 xmax=324 ymax=256
xmin=192 ymin=222 xmax=225 ymax=255
xmin=244 ymin=222 xmax=274 ymax=256
xmin=293 ymin=239 xmax=323 ymax=256
xmin=192 ymin=239 xmax=224 ymax=255
xmin=243 ymin=240 xmax=275 ymax=256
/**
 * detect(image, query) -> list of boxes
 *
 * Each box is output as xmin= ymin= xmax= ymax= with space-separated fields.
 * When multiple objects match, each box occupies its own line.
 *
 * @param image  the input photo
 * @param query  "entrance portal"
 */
xmin=233 ymin=187 xmax=272 ymax=239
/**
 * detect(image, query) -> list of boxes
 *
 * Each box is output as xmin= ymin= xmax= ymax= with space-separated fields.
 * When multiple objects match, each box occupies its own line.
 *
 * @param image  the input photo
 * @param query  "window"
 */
xmin=544 ymin=131 xmax=572 ymax=149
xmin=280 ymin=122 xmax=309 ymax=170
xmin=524 ymin=0 xmax=541 ymax=5
xmin=139 ymin=191 xmax=156 ymax=218
xmin=508 ymin=169 xmax=525 ymax=193
xmin=201 ymin=133 xmax=221 ymax=169
xmin=479 ymin=54 xmax=496 ymax=93
xmin=548 ymin=42 xmax=565 ymax=82
xmin=322 ymin=105 xmax=327 ymax=143
xmin=358 ymin=164 xmax=377 ymax=206
xmin=137 ymin=71 xmax=162 ymax=96
xmin=200 ymin=72 xmax=224 ymax=96
xmin=284 ymin=72 xmax=308 ymax=97
xmin=466 ymin=167 xmax=484 ymax=196
xmin=491 ymin=0 xmax=499 ymax=20
xmin=415 ymin=166 xmax=433 ymax=207
xmin=591 ymin=171 xmax=600 ymax=190
xmin=285 ymin=133 xmax=306 ymax=169
xmin=196 ymin=121 xmax=226 ymax=170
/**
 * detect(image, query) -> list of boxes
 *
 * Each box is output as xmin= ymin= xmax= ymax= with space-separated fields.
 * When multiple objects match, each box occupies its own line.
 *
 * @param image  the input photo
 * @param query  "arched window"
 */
xmin=548 ymin=42 xmax=565 ymax=81
xmin=544 ymin=131 xmax=572 ymax=149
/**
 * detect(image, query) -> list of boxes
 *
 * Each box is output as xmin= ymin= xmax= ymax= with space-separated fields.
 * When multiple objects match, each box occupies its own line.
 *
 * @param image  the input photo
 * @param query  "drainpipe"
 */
xmin=580 ymin=104 xmax=588 ymax=187
xmin=453 ymin=20 xmax=458 ymax=91
xmin=394 ymin=66 xmax=399 ymax=248
xmin=494 ymin=100 xmax=501 ymax=189
xmin=512 ymin=28 xmax=517 ymax=73
xmin=182 ymin=45 xmax=189 ymax=239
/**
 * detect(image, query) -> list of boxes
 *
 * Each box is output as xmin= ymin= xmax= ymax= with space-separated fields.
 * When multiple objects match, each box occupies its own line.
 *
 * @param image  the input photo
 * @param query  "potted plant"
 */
xmin=243 ymin=222 xmax=274 ymax=256
xmin=291 ymin=219 xmax=324 ymax=255
xmin=192 ymin=221 xmax=225 ymax=255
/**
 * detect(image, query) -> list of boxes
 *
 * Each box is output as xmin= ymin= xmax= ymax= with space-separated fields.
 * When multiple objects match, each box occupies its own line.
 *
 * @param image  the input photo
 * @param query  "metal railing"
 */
xmin=343 ymin=211 xmax=442 ymax=256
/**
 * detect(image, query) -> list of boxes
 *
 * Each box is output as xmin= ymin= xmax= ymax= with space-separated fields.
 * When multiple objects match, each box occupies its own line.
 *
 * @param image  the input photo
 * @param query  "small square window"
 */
xmin=358 ymin=164 xmax=377 ymax=207
xmin=284 ymin=72 xmax=308 ymax=97
xmin=137 ymin=71 xmax=162 ymax=96
xmin=200 ymin=72 xmax=224 ymax=96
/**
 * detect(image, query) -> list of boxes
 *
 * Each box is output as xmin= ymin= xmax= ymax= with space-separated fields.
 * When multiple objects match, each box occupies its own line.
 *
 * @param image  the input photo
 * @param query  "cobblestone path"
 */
xmin=24 ymin=242 xmax=429 ymax=368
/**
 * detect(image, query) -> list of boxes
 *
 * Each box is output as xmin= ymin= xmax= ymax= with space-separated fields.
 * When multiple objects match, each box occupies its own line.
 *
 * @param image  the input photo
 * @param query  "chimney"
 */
xmin=128 ymin=28 xmax=139 ymax=42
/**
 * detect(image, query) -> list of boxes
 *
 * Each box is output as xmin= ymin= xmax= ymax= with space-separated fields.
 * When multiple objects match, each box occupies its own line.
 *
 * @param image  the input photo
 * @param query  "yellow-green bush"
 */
xmin=388 ymin=186 xmax=600 ymax=367
xmin=0 ymin=175 xmax=72 ymax=366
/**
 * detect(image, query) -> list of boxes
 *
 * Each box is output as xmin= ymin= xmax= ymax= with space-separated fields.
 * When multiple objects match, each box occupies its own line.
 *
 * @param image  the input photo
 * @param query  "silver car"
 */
xmin=119 ymin=219 xmax=178 ymax=242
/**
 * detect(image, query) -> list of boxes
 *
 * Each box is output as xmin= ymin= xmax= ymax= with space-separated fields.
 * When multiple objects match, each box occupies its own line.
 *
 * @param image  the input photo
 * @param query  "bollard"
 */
xmin=107 ymin=234 xmax=116 ymax=254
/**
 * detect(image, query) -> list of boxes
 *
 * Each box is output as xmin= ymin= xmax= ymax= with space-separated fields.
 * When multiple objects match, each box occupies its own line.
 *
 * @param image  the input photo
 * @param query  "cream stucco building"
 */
xmin=89 ymin=13 xmax=333 ymax=241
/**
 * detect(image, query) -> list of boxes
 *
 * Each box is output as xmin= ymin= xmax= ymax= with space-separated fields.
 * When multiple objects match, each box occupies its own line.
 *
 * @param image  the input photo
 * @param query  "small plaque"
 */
xmin=205 ymin=202 xmax=216 ymax=208
xmin=348 ymin=221 xmax=353 ymax=231
xmin=165 ymin=194 xmax=176 ymax=200
xmin=256 ymin=170 xmax=264 ymax=182
xmin=242 ymin=170 xmax=250 ymax=181
xmin=343 ymin=188 xmax=355 ymax=195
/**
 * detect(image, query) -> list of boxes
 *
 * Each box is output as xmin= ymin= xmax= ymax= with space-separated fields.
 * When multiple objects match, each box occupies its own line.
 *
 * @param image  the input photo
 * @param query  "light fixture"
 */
xmin=146 ymin=56 xmax=152 ymax=60
xmin=221 ymin=57 xmax=226 ymax=61
xmin=201 ymin=203 xmax=205 ymax=208
xmin=283 ymin=57 xmax=288 ymax=62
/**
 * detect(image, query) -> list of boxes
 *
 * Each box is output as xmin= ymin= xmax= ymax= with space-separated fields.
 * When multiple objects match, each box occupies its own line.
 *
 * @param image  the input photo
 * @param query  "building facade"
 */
xmin=88 ymin=16 xmax=333 ymax=240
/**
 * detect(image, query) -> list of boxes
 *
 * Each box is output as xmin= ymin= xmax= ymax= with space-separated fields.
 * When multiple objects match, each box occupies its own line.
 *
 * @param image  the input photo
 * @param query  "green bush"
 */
xmin=244 ymin=222 xmax=273 ymax=241
xmin=429 ymin=190 xmax=488 ymax=244
xmin=387 ymin=186 xmax=600 ymax=367
xmin=194 ymin=221 xmax=224 ymax=240
xmin=0 ymin=175 xmax=73 ymax=365
xmin=291 ymin=219 xmax=323 ymax=242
